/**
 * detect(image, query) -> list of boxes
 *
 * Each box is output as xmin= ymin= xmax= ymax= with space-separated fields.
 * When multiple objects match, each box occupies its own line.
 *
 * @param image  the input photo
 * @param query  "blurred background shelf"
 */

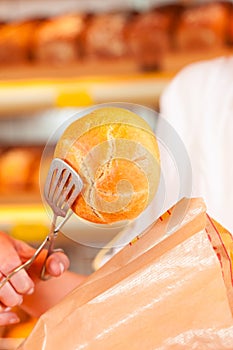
xmin=0 ymin=68 xmax=172 ymax=116
xmin=0 ymin=47 xmax=232 ymax=117
xmin=0 ymin=0 xmax=232 ymax=117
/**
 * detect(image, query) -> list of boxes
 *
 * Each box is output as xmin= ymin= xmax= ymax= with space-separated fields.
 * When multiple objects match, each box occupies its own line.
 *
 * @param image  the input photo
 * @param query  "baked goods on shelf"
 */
xmin=229 ymin=5 xmax=233 ymax=44
xmin=32 ymin=14 xmax=86 ymax=63
xmin=125 ymin=7 xmax=177 ymax=69
xmin=0 ymin=146 xmax=44 ymax=196
xmin=0 ymin=144 xmax=55 ymax=202
xmin=82 ymin=13 xmax=129 ymax=59
xmin=0 ymin=147 xmax=40 ymax=193
xmin=174 ymin=2 xmax=230 ymax=51
xmin=0 ymin=1 xmax=232 ymax=73
xmin=0 ymin=20 xmax=39 ymax=63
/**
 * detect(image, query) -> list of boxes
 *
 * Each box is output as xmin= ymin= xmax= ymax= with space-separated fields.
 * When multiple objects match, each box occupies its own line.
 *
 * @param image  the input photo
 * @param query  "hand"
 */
xmin=0 ymin=231 xmax=69 ymax=326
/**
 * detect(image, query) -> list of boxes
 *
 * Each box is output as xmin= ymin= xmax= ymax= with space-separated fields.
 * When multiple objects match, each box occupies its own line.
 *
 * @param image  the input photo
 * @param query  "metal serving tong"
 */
xmin=0 ymin=158 xmax=83 ymax=288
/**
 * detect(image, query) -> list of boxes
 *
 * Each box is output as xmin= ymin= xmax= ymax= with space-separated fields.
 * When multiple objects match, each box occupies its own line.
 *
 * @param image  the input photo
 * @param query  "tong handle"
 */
xmin=0 ymin=235 xmax=49 ymax=290
xmin=40 ymin=211 xmax=73 ymax=280
xmin=0 ymin=211 xmax=73 ymax=289
xmin=40 ymin=214 xmax=57 ymax=280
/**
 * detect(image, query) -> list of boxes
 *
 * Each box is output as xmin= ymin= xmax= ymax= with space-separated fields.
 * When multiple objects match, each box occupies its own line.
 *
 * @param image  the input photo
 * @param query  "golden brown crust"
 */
xmin=0 ymin=148 xmax=36 ymax=191
xmin=55 ymin=107 xmax=160 ymax=224
xmin=125 ymin=9 xmax=174 ymax=69
xmin=229 ymin=7 xmax=233 ymax=43
xmin=81 ymin=13 xmax=129 ymax=59
xmin=0 ymin=20 xmax=39 ymax=63
xmin=32 ymin=14 xmax=86 ymax=63
xmin=0 ymin=146 xmax=43 ymax=194
xmin=174 ymin=2 xmax=230 ymax=50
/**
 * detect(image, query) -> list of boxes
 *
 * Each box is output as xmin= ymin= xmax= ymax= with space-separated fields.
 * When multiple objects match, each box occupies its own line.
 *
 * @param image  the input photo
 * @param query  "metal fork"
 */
xmin=0 ymin=158 xmax=83 ymax=288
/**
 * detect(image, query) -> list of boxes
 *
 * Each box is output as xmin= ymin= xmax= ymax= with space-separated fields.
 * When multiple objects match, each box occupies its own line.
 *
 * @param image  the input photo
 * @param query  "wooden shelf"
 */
xmin=0 ymin=48 xmax=232 ymax=116
xmin=0 ymin=61 xmax=172 ymax=116
xmin=0 ymin=192 xmax=42 ymax=205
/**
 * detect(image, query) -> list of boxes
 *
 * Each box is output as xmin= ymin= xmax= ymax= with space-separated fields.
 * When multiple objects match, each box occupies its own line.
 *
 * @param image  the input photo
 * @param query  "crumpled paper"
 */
xmin=18 ymin=197 xmax=233 ymax=350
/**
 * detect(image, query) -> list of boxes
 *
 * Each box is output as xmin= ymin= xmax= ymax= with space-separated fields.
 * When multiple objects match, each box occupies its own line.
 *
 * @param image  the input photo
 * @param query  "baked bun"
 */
xmin=0 ymin=20 xmax=38 ymax=63
xmin=229 ymin=7 xmax=233 ymax=43
xmin=55 ymin=107 xmax=160 ymax=224
xmin=174 ymin=3 xmax=229 ymax=50
xmin=0 ymin=147 xmax=36 ymax=191
xmin=126 ymin=10 xmax=173 ymax=69
xmin=82 ymin=13 xmax=129 ymax=59
xmin=33 ymin=14 xmax=85 ymax=63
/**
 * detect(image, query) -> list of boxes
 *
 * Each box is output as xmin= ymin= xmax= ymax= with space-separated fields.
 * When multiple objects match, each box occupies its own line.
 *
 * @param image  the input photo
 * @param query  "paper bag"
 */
xmin=18 ymin=198 xmax=233 ymax=349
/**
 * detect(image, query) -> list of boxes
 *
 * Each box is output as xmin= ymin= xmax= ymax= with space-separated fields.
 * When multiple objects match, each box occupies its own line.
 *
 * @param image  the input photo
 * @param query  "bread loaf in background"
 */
xmin=0 ymin=147 xmax=43 ymax=193
xmin=125 ymin=8 xmax=175 ymax=69
xmin=82 ymin=13 xmax=129 ymax=59
xmin=229 ymin=5 xmax=233 ymax=44
xmin=0 ymin=148 xmax=35 ymax=191
xmin=32 ymin=14 xmax=86 ymax=63
xmin=0 ymin=2 xmax=232 ymax=70
xmin=0 ymin=20 xmax=39 ymax=63
xmin=174 ymin=2 xmax=230 ymax=51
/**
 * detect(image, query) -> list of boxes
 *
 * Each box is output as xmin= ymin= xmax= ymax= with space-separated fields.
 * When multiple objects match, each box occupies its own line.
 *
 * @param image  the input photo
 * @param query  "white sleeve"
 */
xmin=160 ymin=56 xmax=233 ymax=233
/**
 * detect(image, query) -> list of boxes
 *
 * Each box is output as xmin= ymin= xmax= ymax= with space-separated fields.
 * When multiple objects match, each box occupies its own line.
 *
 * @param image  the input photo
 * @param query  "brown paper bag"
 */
xmin=18 ymin=198 xmax=233 ymax=350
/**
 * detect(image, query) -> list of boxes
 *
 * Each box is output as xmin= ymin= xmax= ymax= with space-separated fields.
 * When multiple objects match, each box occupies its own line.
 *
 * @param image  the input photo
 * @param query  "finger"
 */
xmin=0 ymin=303 xmax=11 ymax=312
xmin=11 ymin=237 xmax=36 ymax=260
xmin=0 ymin=311 xmax=20 ymax=326
xmin=12 ymin=237 xmax=69 ymax=278
xmin=9 ymin=270 xmax=35 ymax=295
xmin=0 ymin=280 xmax=23 ymax=307
xmin=0 ymin=235 xmax=34 ymax=295
xmin=45 ymin=252 xmax=70 ymax=277
xmin=0 ymin=266 xmax=35 ymax=296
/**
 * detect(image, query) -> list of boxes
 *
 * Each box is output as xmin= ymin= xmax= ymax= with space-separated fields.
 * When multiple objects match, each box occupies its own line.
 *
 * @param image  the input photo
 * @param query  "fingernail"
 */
xmin=27 ymin=287 xmax=34 ymax=295
xmin=4 ymin=307 xmax=11 ymax=312
xmin=18 ymin=297 xmax=23 ymax=306
xmin=9 ymin=316 xmax=20 ymax=324
xmin=59 ymin=262 xmax=65 ymax=274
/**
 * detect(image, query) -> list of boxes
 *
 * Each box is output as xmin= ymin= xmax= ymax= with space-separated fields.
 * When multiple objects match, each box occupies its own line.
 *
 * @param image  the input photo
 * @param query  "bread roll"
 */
xmin=125 ymin=9 xmax=174 ymax=69
xmin=33 ymin=14 xmax=85 ymax=63
xmin=174 ymin=3 xmax=229 ymax=51
xmin=229 ymin=7 xmax=233 ymax=43
xmin=82 ymin=13 xmax=129 ymax=59
xmin=55 ymin=107 xmax=160 ymax=224
xmin=0 ymin=20 xmax=38 ymax=63
xmin=0 ymin=148 xmax=36 ymax=191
